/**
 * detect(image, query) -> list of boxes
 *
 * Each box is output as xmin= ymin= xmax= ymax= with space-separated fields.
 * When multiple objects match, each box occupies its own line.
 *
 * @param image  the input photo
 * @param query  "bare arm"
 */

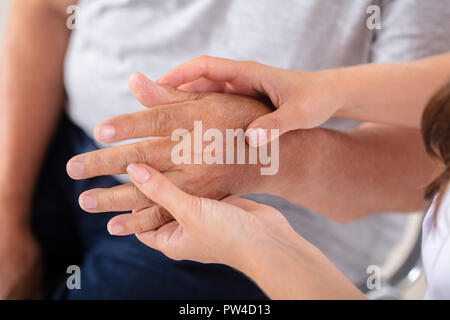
xmin=0 ymin=0 xmax=75 ymax=228
xmin=336 ymin=53 xmax=450 ymax=128
xmin=239 ymin=240 xmax=365 ymax=299
xmin=251 ymin=124 xmax=442 ymax=222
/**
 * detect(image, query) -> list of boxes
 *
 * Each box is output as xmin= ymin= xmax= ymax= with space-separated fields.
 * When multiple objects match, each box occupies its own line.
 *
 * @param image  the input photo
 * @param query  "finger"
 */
xmin=222 ymin=195 xmax=265 ymax=212
xmin=94 ymin=102 xmax=200 ymax=143
xmin=107 ymin=206 xmax=174 ymax=236
xmin=158 ymin=55 xmax=267 ymax=96
xmin=78 ymin=184 xmax=153 ymax=213
xmin=127 ymin=163 xmax=199 ymax=223
xmin=78 ymin=171 xmax=182 ymax=213
xmin=67 ymin=137 xmax=175 ymax=180
xmin=245 ymin=107 xmax=296 ymax=147
xmin=129 ymin=72 xmax=197 ymax=108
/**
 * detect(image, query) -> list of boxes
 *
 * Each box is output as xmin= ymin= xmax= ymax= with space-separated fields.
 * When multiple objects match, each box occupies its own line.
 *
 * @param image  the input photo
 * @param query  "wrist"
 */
xmin=231 ymin=236 xmax=308 ymax=299
xmin=330 ymin=66 xmax=373 ymax=120
xmin=319 ymin=67 xmax=359 ymax=118
xmin=246 ymin=128 xmax=326 ymax=200
xmin=227 ymin=218 xmax=301 ymax=273
xmin=228 ymin=236 xmax=281 ymax=276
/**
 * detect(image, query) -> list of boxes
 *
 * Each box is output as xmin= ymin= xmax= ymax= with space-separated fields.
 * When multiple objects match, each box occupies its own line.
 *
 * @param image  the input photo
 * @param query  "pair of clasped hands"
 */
xmin=66 ymin=56 xmax=360 ymax=297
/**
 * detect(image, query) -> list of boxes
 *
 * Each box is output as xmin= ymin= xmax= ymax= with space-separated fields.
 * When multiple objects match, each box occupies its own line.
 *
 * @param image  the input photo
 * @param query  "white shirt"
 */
xmin=422 ymin=188 xmax=450 ymax=299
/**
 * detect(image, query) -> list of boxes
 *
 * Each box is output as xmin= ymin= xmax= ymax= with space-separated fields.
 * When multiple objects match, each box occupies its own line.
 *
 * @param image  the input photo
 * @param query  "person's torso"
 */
xmin=64 ymin=0 xmax=376 ymax=140
xmin=422 ymin=188 xmax=450 ymax=299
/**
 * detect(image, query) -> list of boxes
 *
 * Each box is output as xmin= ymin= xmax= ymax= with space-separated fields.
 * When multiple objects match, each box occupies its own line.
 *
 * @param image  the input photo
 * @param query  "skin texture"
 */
xmin=122 ymin=163 xmax=366 ymax=300
xmin=158 ymin=54 xmax=450 ymax=146
xmin=0 ymin=0 xmax=76 ymax=299
xmin=68 ymin=73 xmax=273 ymax=217
xmin=69 ymin=72 xmax=441 ymax=230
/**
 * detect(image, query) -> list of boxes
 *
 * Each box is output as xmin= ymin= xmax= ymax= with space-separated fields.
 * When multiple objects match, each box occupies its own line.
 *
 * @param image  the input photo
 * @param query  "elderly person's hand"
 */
xmin=111 ymin=163 xmax=294 ymax=264
xmin=67 ymin=72 xmax=274 ymax=230
xmin=108 ymin=163 xmax=365 ymax=300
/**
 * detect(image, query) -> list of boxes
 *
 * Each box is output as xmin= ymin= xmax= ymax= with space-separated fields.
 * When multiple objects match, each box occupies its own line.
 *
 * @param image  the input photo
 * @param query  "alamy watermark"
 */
xmin=66 ymin=5 xmax=81 ymax=30
xmin=66 ymin=265 xmax=81 ymax=290
xmin=171 ymin=121 xmax=279 ymax=175
xmin=66 ymin=5 xmax=382 ymax=31
xmin=366 ymin=265 xmax=381 ymax=290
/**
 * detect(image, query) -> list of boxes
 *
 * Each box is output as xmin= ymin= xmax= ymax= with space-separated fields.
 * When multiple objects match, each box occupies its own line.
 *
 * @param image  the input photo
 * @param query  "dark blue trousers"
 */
xmin=31 ymin=116 xmax=266 ymax=300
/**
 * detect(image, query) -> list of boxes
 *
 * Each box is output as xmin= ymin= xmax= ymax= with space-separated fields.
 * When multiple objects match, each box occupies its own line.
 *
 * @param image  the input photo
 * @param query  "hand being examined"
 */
xmin=67 ymin=72 xmax=272 ymax=233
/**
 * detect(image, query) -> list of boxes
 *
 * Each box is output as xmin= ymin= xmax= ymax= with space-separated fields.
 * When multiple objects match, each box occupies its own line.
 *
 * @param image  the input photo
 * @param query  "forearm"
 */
xmin=334 ymin=53 xmax=450 ymax=128
xmin=235 ymin=238 xmax=365 ymax=299
xmin=0 ymin=0 xmax=73 ymax=226
xmin=249 ymin=124 xmax=442 ymax=221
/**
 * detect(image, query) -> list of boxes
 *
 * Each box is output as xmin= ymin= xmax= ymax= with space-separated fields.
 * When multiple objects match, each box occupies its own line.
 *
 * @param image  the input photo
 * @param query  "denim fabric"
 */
xmin=31 ymin=116 xmax=266 ymax=300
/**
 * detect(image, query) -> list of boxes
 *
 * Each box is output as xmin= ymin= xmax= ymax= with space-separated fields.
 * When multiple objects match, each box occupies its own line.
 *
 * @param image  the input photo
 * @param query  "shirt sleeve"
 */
xmin=370 ymin=0 xmax=450 ymax=63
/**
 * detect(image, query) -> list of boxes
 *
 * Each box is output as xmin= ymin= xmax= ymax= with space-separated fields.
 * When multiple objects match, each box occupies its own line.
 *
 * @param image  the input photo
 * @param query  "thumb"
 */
xmin=128 ymin=72 xmax=196 ymax=108
xmin=245 ymin=107 xmax=294 ymax=147
xmin=126 ymin=163 xmax=199 ymax=223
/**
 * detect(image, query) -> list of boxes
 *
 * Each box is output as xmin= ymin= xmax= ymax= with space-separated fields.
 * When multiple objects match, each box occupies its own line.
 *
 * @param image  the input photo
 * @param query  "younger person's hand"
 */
xmin=67 ymin=72 xmax=272 ymax=217
xmin=159 ymin=54 xmax=450 ymax=144
xmin=158 ymin=56 xmax=346 ymax=146
xmin=107 ymin=163 xmax=298 ymax=266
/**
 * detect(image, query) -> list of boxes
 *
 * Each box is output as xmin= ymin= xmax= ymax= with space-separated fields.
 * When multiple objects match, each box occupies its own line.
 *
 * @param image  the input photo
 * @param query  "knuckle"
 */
xmin=121 ymin=113 xmax=140 ymax=137
xmin=154 ymin=207 xmax=172 ymax=225
xmin=150 ymin=110 xmax=172 ymax=133
xmin=143 ymin=140 xmax=173 ymax=170
xmin=149 ymin=208 xmax=164 ymax=227
xmin=194 ymin=55 xmax=211 ymax=78
xmin=105 ymin=189 xmax=120 ymax=208
xmin=136 ymin=209 xmax=159 ymax=233
xmin=135 ymin=216 xmax=147 ymax=234
xmin=88 ymin=152 xmax=107 ymax=173
xmin=188 ymin=196 xmax=204 ymax=218
xmin=191 ymin=196 xmax=202 ymax=210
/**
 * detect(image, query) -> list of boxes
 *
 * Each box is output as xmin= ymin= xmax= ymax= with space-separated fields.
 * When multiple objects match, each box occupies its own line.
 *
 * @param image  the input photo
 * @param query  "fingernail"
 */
xmin=108 ymin=223 xmax=124 ymax=235
xmin=79 ymin=195 xmax=97 ymax=210
xmin=68 ymin=161 xmax=84 ymax=178
xmin=127 ymin=163 xmax=150 ymax=184
xmin=97 ymin=125 xmax=115 ymax=141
